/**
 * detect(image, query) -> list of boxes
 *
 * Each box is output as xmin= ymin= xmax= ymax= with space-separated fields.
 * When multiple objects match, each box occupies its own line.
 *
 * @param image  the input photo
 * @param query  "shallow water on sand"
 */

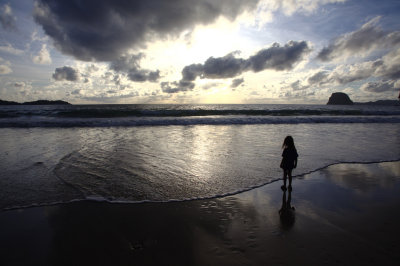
xmin=0 ymin=123 xmax=399 ymax=209
xmin=1 ymin=162 xmax=399 ymax=265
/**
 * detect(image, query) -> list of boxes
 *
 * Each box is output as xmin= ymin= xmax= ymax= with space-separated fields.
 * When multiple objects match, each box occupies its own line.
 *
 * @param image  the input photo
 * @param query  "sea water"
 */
xmin=0 ymin=104 xmax=399 ymax=209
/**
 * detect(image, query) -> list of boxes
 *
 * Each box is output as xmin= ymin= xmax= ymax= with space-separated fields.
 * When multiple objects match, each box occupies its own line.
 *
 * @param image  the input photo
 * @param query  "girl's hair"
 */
xmin=282 ymin=136 xmax=296 ymax=149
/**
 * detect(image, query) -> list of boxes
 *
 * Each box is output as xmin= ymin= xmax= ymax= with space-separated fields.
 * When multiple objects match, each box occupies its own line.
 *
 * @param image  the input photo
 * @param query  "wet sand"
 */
xmin=1 ymin=161 xmax=399 ymax=266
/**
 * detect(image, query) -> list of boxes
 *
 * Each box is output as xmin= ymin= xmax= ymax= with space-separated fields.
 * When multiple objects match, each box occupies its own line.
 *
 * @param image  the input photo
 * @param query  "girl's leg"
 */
xmin=282 ymin=170 xmax=288 ymax=190
xmin=288 ymin=169 xmax=293 ymax=190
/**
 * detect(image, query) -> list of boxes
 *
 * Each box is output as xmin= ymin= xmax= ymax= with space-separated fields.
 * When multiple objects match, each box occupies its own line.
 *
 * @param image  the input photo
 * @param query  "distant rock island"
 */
xmin=0 ymin=99 xmax=71 ymax=105
xmin=327 ymin=92 xmax=354 ymax=105
xmin=327 ymin=92 xmax=399 ymax=106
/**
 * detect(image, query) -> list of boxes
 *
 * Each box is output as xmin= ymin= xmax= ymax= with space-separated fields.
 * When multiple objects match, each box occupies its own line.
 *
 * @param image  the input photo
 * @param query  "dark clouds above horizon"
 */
xmin=1 ymin=0 xmax=400 ymax=104
xmin=162 ymin=41 xmax=311 ymax=93
xmin=52 ymin=66 xmax=79 ymax=81
xmin=33 ymin=0 xmax=259 ymax=62
xmin=110 ymin=54 xmax=161 ymax=83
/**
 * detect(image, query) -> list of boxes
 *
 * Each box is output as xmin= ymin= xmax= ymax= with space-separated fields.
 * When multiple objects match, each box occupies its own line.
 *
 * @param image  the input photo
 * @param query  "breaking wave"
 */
xmin=0 ymin=104 xmax=399 ymax=127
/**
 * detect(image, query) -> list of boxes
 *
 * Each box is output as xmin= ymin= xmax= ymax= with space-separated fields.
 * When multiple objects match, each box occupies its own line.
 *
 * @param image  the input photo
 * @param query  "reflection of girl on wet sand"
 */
xmin=280 ymin=136 xmax=298 ymax=191
xmin=279 ymin=189 xmax=295 ymax=228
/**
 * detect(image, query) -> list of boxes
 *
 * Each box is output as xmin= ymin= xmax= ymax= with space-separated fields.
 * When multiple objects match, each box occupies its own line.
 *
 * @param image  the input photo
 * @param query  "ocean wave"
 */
xmin=1 ymin=104 xmax=399 ymax=127
xmin=0 ymin=115 xmax=400 ymax=127
xmin=1 ymin=107 xmax=400 ymax=118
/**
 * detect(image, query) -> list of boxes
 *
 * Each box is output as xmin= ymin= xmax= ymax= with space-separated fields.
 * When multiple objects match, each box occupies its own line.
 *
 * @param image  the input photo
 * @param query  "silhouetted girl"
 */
xmin=280 ymin=136 xmax=298 ymax=191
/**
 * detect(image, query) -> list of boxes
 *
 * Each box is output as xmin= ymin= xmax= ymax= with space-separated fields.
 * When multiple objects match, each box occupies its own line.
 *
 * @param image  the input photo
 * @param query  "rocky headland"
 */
xmin=327 ymin=92 xmax=399 ymax=106
xmin=0 ymin=99 xmax=71 ymax=105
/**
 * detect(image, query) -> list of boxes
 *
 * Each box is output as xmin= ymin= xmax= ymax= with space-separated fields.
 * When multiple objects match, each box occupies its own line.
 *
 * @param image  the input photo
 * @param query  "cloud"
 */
xmin=86 ymin=64 xmax=99 ymax=73
xmin=71 ymin=89 xmax=81 ymax=95
xmin=164 ymin=41 xmax=310 ymax=92
xmin=265 ymin=0 xmax=346 ymax=16
xmin=160 ymin=81 xmax=195 ymax=94
xmin=290 ymin=80 xmax=309 ymax=91
xmin=306 ymin=63 xmax=374 ymax=87
xmin=202 ymin=52 xmax=248 ymax=79
xmin=247 ymin=41 xmax=310 ymax=71
xmin=375 ymin=47 xmax=400 ymax=80
xmin=0 ymin=57 xmax=12 ymax=74
xmin=0 ymin=64 xmax=12 ymax=74
xmin=32 ymin=44 xmax=52 ymax=64
xmin=308 ymin=47 xmax=400 ymax=88
xmin=202 ymin=82 xmax=222 ymax=90
xmin=307 ymin=71 xmax=329 ymax=86
xmin=181 ymin=64 xmax=205 ymax=82
xmin=14 ymin=82 xmax=25 ymax=88
xmin=110 ymin=54 xmax=160 ymax=82
xmin=0 ymin=44 xmax=24 ymax=55
xmin=127 ymin=69 xmax=160 ymax=82
xmin=247 ymin=0 xmax=345 ymax=28
xmin=231 ymin=78 xmax=244 ymax=88
xmin=0 ymin=4 xmax=17 ymax=31
xmin=33 ymin=0 xmax=259 ymax=61
xmin=317 ymin=17 xmax=400 ymax=62
xmin=31 ymin=29 xmax=48 ymax=42
xmin=360 ymin=80 xmax=398 ymax=93
xmin=52 ymin=66 xmax=79 ymax=81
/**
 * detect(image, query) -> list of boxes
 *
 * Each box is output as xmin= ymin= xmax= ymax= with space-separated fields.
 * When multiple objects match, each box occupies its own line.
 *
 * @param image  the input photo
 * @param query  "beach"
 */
xmin=1 ymin=161 xmax=399 ymax=266
xmin=2 ymin=0 xmax=400 ymax=264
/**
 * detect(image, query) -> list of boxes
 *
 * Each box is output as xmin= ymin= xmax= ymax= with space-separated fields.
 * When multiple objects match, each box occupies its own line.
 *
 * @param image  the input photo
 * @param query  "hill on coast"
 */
xmin=327 ymin=92 xmax=399 ymax=106
xmin=0 ymin=99 xmax=71 ymax=105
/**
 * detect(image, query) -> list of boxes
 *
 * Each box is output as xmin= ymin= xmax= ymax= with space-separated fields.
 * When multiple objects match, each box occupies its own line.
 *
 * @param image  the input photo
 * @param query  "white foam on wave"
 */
xmin=1 ymin=115 xmax=400 ymax=127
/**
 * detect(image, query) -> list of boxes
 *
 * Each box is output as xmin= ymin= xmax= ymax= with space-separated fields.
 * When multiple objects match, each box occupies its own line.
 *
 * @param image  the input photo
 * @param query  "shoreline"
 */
xmin=2 ymin=159 xmax=399 ymax=212
xmin=1 ymin=161 xmax=400 ymax=265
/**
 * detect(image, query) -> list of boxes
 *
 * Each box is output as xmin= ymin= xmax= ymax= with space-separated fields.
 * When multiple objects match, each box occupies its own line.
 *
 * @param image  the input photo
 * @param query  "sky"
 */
xmin=0 ymin=0 xmax=399 ymax=104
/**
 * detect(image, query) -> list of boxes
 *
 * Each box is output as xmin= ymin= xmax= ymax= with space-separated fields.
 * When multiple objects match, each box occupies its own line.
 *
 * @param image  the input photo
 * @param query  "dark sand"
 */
xmin=1 ymin=161 xmax=399 ymax=266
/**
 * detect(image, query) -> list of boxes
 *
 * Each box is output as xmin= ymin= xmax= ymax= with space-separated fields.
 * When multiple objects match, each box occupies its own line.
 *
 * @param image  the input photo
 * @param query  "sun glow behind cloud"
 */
xmin=142 ymin=17 xmax=259 ymax=73
xmin=0 ymin=0 xmax=399 ymax=104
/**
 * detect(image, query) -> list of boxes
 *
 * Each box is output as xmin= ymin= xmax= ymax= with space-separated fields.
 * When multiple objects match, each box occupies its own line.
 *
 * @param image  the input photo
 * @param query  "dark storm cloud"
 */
xmin=127 ymin=69 xmax=160 ymax=82
xmin=0 ymin=4 xmax=17 ymax=31
xmin=160 ymin=81 xmax=195 ymax=94
xmin=182 ymin=64 xmax=204 ymax=81
xmin=164 ymin=41 xmax=311 ymax=93
xmin=247 ymin=41 xmax=310 ymax=72
xmin=202 ymin=41 xmax=309 ymax=79
xmin=52 ymin=66 xmax=79 ymax=81
xmin=110 ymin=54 xmax=144 ymax=72
xmin=110 ymin=54 xmax=161 ymax=82
xmin=317 ymin=17 xmax=400 ymax=62
xmin=33 ymin=0 xmax=259 ymax=61
xmin=231 ymin=78 xmax=244 ymax=88
xmin=203 ymin=52 xmax=247 ymax=79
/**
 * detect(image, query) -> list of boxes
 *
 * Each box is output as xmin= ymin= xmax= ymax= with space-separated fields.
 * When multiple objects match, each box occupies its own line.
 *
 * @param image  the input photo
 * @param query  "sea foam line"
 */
xmin=1 ymin=115 xmax=400 ymax=127
xmin=2 ymin=159 xmax=399 ymax=212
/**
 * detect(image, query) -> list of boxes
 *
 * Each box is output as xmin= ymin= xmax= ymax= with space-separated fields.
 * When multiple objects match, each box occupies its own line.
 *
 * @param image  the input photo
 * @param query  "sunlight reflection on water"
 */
xmin=0 ymin=123 xmax=399 ymax=208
